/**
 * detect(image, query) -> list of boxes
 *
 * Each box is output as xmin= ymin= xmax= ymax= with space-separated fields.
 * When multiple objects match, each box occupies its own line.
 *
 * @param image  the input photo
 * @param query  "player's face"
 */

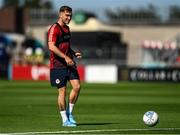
xmin=60 ymin=10 xmax=72 ymax=25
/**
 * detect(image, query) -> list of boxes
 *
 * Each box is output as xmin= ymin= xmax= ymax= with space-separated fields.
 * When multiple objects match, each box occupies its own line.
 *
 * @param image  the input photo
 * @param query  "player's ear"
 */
xmin=59 ymin=12 xmax=62 ymax=18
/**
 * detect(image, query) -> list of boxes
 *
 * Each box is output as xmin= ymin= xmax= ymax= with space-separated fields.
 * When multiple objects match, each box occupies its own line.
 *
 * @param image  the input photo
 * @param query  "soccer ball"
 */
xmin=143 ymin=111 xmax=159 ymax=127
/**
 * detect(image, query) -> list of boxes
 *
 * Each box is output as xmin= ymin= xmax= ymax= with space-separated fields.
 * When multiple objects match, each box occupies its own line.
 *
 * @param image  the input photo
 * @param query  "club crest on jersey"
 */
xmin=55 ymin=79 xmax=60 ymax=84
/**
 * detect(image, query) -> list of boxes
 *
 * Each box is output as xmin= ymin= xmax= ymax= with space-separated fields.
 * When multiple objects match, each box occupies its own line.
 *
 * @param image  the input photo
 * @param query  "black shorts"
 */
xmin=50 ymin=68 xmax=80 ymax=88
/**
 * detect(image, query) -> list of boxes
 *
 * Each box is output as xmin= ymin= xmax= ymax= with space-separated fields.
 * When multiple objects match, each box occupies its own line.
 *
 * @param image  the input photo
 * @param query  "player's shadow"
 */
xmin=77 ymin=122 xmax=114 ymax=126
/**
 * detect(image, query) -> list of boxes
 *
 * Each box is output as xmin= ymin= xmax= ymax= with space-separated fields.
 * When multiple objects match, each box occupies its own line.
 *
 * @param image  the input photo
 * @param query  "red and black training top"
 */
xmin=48 ymin=23 xmax=74 ymax=69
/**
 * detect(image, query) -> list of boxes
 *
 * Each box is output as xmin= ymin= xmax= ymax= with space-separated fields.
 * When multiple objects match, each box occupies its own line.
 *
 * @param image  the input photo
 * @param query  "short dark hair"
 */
xmin=59 ymin=6 xmax=72 ymax=13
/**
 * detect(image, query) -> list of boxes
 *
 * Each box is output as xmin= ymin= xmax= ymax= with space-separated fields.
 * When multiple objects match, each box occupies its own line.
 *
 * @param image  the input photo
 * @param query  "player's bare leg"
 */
xmin=58 ymin=87 xmax=67 ymax=110
xmin=58 ymin=87 xmax=76 ymax=127
xmin=68 ymin=79 xmax=81 ymax=124
xmin=69 ymin=79 xmax=81 ymax=104
xmin=58 ymin=87 xmax=67 ymax=122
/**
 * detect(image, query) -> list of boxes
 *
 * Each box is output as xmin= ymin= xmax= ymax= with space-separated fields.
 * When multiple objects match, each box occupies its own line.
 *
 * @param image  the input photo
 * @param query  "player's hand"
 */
xmin=65 ymin=56 xmax=74 ymax=66
xmin=75 ymin=51 xmax=82 ymax=59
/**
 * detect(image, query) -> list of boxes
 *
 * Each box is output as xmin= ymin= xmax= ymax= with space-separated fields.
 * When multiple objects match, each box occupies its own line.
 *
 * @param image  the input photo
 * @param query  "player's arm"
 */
xmin=48 ymin=42 xmax=74 ymax=66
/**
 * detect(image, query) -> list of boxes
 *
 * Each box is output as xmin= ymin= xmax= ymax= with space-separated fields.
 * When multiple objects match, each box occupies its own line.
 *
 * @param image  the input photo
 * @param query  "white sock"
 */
xmin=69 ymin=103 xmax=74 ymax=114
xmin=60 ymin=110 xmax=68 ymax=122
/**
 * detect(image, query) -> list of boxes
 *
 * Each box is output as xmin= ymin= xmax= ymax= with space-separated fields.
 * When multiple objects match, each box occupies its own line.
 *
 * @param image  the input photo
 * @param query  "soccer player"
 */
xmin=48 ymin=6 xmax=82 ymax=127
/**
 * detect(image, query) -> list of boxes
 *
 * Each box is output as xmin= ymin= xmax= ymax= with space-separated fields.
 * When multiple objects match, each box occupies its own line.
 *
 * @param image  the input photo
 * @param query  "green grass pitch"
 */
xmin=0 ymin=80 xmax=180 ymax=134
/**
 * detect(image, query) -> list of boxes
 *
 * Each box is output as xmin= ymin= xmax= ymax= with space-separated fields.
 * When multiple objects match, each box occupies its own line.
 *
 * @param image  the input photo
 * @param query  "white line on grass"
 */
xmin=2 ymin=128 xmax=180 ymax=135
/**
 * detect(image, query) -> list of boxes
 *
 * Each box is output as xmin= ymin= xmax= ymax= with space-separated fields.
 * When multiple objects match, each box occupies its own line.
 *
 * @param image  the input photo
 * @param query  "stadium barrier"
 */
xmin=9 ymin=64 xmax=85 ymax=81
xmin=85 ymin=65 xmax=118 ymax=83
xmin=129 ymin=68 xmax=180 ymax=82
xmin=10 ymin=64 xmax=49 ymax=80
xmin=8 ymin=64 xmax=118 ymax=83
xmin=5 ymin=64 xmax=180 ymax=82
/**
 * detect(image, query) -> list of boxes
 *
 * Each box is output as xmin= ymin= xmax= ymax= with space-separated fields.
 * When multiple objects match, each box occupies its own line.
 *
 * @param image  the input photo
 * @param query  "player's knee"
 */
xmin=58 ymin=88 xmax=66 ymax=95
xmin=73 ymin=84 xmax=81 ymax=92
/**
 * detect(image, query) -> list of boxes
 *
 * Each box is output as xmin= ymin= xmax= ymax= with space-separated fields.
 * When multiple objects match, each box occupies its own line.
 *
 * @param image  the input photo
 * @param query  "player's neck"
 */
xmin=57 ymin=19 xmax=67 ymax=27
